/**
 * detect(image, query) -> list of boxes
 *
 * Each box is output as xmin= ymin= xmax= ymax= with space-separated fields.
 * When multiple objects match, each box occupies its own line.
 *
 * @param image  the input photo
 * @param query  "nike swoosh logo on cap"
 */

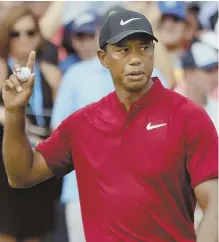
xmin=120 ymin=18 xmax=141 ymax=26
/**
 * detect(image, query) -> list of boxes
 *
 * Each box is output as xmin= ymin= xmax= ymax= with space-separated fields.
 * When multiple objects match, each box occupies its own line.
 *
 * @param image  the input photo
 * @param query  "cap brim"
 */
xmin=161 ymin=12 xmax=186 ymax=21
xmin=73 ymin=25 xmax=96 ymax=35
xmin=106 ymin=30 xmax=158 ymax=45
xmin=201 ymin=62 xmax=218 ymax=70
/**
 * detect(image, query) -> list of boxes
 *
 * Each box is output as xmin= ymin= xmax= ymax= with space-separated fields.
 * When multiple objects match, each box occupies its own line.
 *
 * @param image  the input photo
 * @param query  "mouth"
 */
xmin=126 ymin=71 xmax=144 ymax=76
xmin=125 ymin=71 xmax=145 ymax=80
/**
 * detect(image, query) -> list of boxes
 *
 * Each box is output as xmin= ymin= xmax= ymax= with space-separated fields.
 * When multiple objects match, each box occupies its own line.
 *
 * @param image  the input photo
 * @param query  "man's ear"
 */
xmin=97 ymin=48 xmax=108 ymax=68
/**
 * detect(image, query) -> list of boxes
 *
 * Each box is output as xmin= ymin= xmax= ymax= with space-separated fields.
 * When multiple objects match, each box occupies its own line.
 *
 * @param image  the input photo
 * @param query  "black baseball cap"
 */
xmin=181 ymin=40 xmax=218 ymax=70
xmin=99 ymin=10 xmax=158 ymax=49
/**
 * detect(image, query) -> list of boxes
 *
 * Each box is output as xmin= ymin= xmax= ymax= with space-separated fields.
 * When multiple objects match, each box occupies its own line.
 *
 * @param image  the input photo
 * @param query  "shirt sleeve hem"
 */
xmin=192 ymin=171 xmax=218 ymax=188
xmin=35 ymin=144 xmax=65 ymax=179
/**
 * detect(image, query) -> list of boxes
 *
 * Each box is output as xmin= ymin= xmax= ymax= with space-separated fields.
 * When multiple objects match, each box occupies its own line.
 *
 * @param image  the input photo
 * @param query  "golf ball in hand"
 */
xmin=14 ymin=67 xmax=31 ymax=82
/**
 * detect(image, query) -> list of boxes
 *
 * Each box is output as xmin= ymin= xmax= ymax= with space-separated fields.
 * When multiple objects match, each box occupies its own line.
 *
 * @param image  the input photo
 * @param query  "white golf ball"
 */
xmin=14 ymin=67 xmax=31 ymax=82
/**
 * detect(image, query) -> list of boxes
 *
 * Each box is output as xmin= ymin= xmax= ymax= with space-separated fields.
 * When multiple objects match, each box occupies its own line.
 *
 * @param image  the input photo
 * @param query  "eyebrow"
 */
xmin=114 ymin=43 xmax=128 ymax=48
xmin=115 ymin=40 xmax=152 ymax=47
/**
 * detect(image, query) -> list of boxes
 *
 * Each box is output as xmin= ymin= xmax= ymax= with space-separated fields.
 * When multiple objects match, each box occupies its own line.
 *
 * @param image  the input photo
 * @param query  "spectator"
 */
xmin=158 ymin=1 xmax=188 ymax=57
xmin=0 ymin=6 xmax=62 ymax=242
xmin=197 ymin=25 xmax=218 ymax=102
xmin=183 ymin=3 xmax=202 ymax=50
xmin=156 ymin=1 xmax=191 ymax=89
xmin=59 ymin=11 xmax=100 ymax=74
xmin=176 ymin=40 xmax=218 ymax=131
xmin=0 ymin=6 xmax=61 ymax=124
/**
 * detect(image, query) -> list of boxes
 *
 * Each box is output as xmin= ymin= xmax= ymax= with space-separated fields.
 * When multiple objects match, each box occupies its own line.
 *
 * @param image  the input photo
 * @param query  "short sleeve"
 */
xmin=184 ymin=107 xmax=218 ymax=188
xmin=35 ymin=118 xmax=74 ymax=178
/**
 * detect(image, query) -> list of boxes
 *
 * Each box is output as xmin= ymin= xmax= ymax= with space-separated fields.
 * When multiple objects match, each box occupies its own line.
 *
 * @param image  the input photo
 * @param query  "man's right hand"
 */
xmin=2 ymin=50 xmax=55 ymax=188
xmin=2 ymin=51 xmax=36 ymax=112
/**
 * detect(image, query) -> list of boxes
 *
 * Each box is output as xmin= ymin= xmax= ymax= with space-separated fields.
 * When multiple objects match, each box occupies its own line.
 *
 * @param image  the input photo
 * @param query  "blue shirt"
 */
xmin=59 ymin=54 xmax=81 ymax=74
xmin=51 ymin=57 xmax=167 ymax=204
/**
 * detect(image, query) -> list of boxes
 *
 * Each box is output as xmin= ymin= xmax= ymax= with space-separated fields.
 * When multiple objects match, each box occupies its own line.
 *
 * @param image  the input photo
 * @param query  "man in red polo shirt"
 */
xmin=2 ymin=10 xmax=218 ymax=242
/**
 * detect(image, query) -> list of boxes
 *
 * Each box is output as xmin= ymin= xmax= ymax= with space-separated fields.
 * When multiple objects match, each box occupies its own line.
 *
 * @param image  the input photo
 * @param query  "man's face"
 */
xmin=159 ymin=15 xmax=186 ymax=48
xmin=98 ymin=34 xmax=154 ymax=93
xmin=71 ymin=31 xmax=99 ymax=60
xmin=183 ymin=10 xmax=200 ymax=44
xmin=185 ymin=67 xmax=218 ymax=95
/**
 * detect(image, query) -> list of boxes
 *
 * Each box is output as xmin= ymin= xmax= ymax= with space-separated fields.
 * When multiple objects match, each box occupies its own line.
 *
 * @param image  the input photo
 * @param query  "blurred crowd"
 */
xmin=0 ymin=1 xmax=218 ymax=242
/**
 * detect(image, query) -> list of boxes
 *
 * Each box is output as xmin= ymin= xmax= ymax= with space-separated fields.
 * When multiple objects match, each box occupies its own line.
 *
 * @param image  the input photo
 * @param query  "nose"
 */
xmin=128 ymin=54 xmax=142 ymax=66
xmin=164 ymin=18 xmax=175 ymax=29
xmin=18 ymin=33 xmax=30 ymax=42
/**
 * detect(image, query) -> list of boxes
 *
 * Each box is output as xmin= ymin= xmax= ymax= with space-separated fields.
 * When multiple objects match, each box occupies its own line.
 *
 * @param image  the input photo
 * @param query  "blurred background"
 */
xmin=0 ymin=1 xmax=218 ymax=242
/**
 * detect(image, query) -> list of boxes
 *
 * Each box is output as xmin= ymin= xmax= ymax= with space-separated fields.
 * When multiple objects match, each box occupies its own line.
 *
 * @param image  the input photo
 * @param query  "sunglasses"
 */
xmin=9 ymin=29 xmax=37 ymax=38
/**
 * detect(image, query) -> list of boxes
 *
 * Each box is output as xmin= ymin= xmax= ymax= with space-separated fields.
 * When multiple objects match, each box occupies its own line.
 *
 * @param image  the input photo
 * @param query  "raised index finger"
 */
xmin=26 ymin=51 xmax=36 ymax=72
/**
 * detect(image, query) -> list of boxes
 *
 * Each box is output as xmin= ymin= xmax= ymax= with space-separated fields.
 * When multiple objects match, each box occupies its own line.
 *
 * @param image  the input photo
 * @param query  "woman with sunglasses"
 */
xmin=0 ymin=6 xmax=62 ymax=242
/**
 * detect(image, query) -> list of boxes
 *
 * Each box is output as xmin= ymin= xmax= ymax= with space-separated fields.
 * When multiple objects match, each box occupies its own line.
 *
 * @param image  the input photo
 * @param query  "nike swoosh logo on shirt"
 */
xmin=146 ymin=123 xmax=167 ymax=130
xmin=120 ymin=18 xmax=141 ymax=26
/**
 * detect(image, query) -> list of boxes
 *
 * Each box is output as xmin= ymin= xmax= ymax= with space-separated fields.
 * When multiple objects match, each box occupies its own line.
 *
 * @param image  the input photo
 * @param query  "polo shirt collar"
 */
xmin=111 ymin=77 xmax=164 ymax=113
